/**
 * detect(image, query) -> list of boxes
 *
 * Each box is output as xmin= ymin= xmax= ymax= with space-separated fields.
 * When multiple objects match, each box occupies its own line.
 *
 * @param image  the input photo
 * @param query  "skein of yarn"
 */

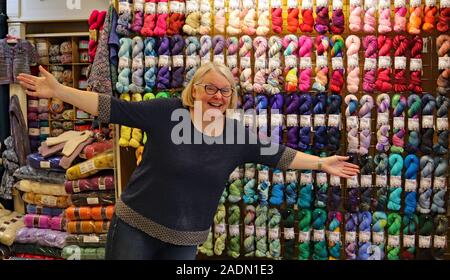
xmin=198 ymin=0 xmax=211 ymax=35
xmin=376 ymin=94 xmax=390 ymax=153
xmin=287 ymin=0 xmax=299 ymax=33
xmin=378 ymin=0 xmax=392 ymax=33
xmin=371 ymin=211 xmax=387 ymax=259
xmin=227 ymin=205 xmax=241 ymax=258
xmin=331 ymin=0 xmax=345 ymax=34
xmin=241 ymin=0 xmax=257 ymax=36
xmin=327 ymin=211 xmax=342 ymax=260
xmin=349 ymin=0 xmax=362 ymax=31
xmin=255 ymin=205 xmax=269 ymax=258
xmin=268 ymin=208 xmax=282 ymax=259
xmin=375 ymin=35 xmax=392 ymax=92
xmin=330 ymin=35 xmax=345 ymax=94
xmin=431 ymin=158 xmax=448 ymax=214
xmin=283 ymin=35 xmax=299 ymax=93
xmin=359 ymin=95 xmax=374 ymax=155
xmin=253 ymin=36 xmax=268 ymax=94
xmin=312 ymin=208 xmax=328 ymax=260
xmin=282 ymin=208 xmax=296 ymax=259
xmin=144 ymin=37 xmax=158 ymax=92
xmin=117 ymin=0 xmax=132 ymax=36
xmin=298 ymin=36 xmax=313 ymax=92
xmin=270 ymin=94 xmax=284 ymax=143
xmin=326 ymin=94 xmax=342 ymax=153
xmin=214 ymin=0 xmax=226 ymax=33
xmin=285 ymin=170 xmax=298 ymax=207
xmin=345 ymin=213 xmax=358 ymax=260
xmin=388 ymin=154 xmax=403 ymax=211
xmin=417 ymin=156 xmax=434 ymax=214
xmin=393 ymin=35 xmax=409 ymax=92
xmin=167 ymin=0 xmax=186 ymax=35
xmin=436 ymin=35 xmax=450 ymax=95
xmin=298 ymin=209 xmax=312 ymax=260
xmin=271 ymin=0 xmax=283 ymax=33
xmin=183 ymin=0 xmax=201 ymax=35
xmin=407 ymin=0 xmax=423 ymax=34
xmin=363 ymin=35 xmax=377 ymax=94
xmin=363 ymin=0 xmax=376 ymax=33
xmin=404 ymin=154 xmax=419 ymax=215
xmin=345 ymin=94 xmax=359 ymax=154
xmin=256 ymin=0 xmax=270 ymax=35
xmin=346 ymin=35 xmax=360 ymax=94
xmin=357 ymin=211 xmax=372 ymax=260
xmin=423 ymin=0 xmax=437 ymax=31
xmin=243 ymin=205 xmax=256 ymax=257
xmin=300 ymin=0 xmax=314 ymax=32
xmin=269 ymin=169 xmax=285 ymax=206
xmin=417 ymin=214 xmax=433 ymax=259
xmin=420 ymin=94 xmax=436 ymax=154
xmin=433 ymin=215 xmax=448 ymax=259
xmin=313 ymin=93 xmax=328 ymax=152
xmin=226 ymin=37 xmax=240 ymax=87
xmin=315 ymin=0 xmax=330 ymax=34
xmin=402 ymin=214 xmax=418 ymax=259
xmin=200 ymin=35 xmax=212 ymax=65
xmin=313 ymin=36 xmax=329 ymax=92
xmin=285 ymin=93 xmax=300 ymax=149
xmin=141 ymin=0 xmax=157 ymax=36
xmin=154 ymin=0 xmax=169 ymax=36
xmin=434 ymin=94 xmax=449 ymax=155
xmin=390 ymin=94 xmax=406 ymax=154
xmin=212 ymin=35 xmax=226 ymax=65
xmin=299 ymin=93 xmax=312 ymax=151
xmin=409 ymin=36 xmax=423 ymax=93
xmin=240 ymin=35 xmax=253 ymax=94
xmin=394 ymin=0 xmax=407 ymax=32
xmin=131 ymin=0 xmax=145 ymax=33
xmin=226 ymin=0 xmax=241 ymax=35
xmin=374 ymin=153 xmax=388 ymax=211
xmin=156 ymin=36 xmax=170 ymax=90
xmin=213 ymin=204 xmax=226 ymax=256
xmin=387 ymin=213 xmax=401 ymax=260
xmin=437 ymin=0 xmax=450 ymax=32
xmin=184 ymin=36 xmax=200 ymax=86
xmin=129 ymin=37 xmax=145 ymax=94
xmin=170 ymin=35 xmax=185 ymax=88
xmin=116 ymin=37 xmax=132 ymax=94
xmin=266 ymin=36 xmax=283 ymax=95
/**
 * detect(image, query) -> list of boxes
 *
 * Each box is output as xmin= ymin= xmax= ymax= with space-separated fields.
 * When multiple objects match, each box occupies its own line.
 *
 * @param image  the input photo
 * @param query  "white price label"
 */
xmin=287 ymin=0 xmax=299 ymax=8
xmin=378 ymin=56 xmax=391 ymax=69
xmin=213 ymin=54 xmax=225 ymax=65
xmin=328 ymin=114 xmax=341 ymax=127
xmin=186 ymin=56 xmax=199 ymax=67
xmin=317 ymin=172 xmax=327 ymax=185
xmin=245 ymin=225 xmax=255 ymax=236
xmin=420 ymin=177 xmax=432 ymax=190
xmin=272 ymin=172 xmax=284 ymax=184
xmin=229 ymin=225 xmax=240 ymax=236
xmin=245 ymin=167 xmax=256 ymax=179
xmin=314 ymin=114 xmax=326 ymax=127
xmin=298 ymin=230 xmax=311 ymax=243
xmin=286 ymin=171 xmax=298 ymax=183
xmin=172 ymin=55 xmax=184 ymax=68
xmin=359 ymin=231 xmax=371 ymax=243
xmin=299 ymin=57 xmax=312 ymax=69
xmin=40 ymin=161 xmax=51 ymax=169
xmin=377 ymin=112 xmax=389 ymax=126
xmin=226 ymin=55 xmax=237 ymax=68
xmin=300 ymin=115 xmax=312 ymax=127
xmin=434 ymin=177 xmax=447 ymax=190
xmin=361 ymin=175 xmax=372 ymax=188
xmin=258 ymin=169 xmax=269 ymax=182
xmin=405 ymin=179 xmax=418 ymax=192
xmin=347 ymin=54 xmax=359 ymax=68
xmin=215 ymin=0 xmax=225 ymax=9
xmin=408 ymin=118 xmax=420 ymax=131
xmin=313 ymin=229 xmax=325 ymax=241
xmin=403 ymin=235 xmax=416 ymax=248
xmin=42 ymin=195 xmax=57 ymax=207
xmin=40 ymin=127 xmax=50 ymax=135
xmin=347 ymin=176 xmax=359 ymax=188
xmin=119 ymin=1 xmax=131 ymax=12
xmin=372 ymin=232 xmax=385 ymax=244
xmin=255 ymin=57 xmax=267 ymax=70
xmin=364 ymin=58 xmax=377 ymax=71
xmin=201 ymin=56 xmax=211 ymax=66
xmin=39 ymin=99 xmax=49 ymax=107
xmin=393 ymin=117 xmax=405 ymax=129
xmin=158 ymin=55 xmax=170 ymax=66
xmin=157 ymin=2 xmax=168 ymax=13
xmin=145 ymin=2 xmax=156 ymax=13
xmin=244 ymin=114 xmax=254 ymax=127
xmin=437 ymin=118 xmax=449 ymax=130
xmin=410 ymin=0 xmax=421 ymax=7
xmin=390 ymin=176 xmax=402 ymax=187
xmin=271 ymin=114 xmax=283 ymax=127
xmin=410 ymin=58 xmax=422 ymax=71
xmin=268 ymin=59 xmax=281 ymax=70
xmin=434 ymin=235 xmax=447 ymax=249
xmin=330 ymin=175 xmax=341 ymax=187
xmin=394 ymin=56 xmax=407 ymax=70
xmin=359 ymin=118 xmax=371 ymax=130
xmin=79 ymin=160 xmax=96 ymax=175
xmin=284 ymin=228 xmax=295 ymax=240
xmin=86 ymin=197 xmax=99 ymax=205
xmin=256 ymin=226 xmax=267 ymax=237
xmin=240 ymin=57 xmax=251 ymax=69
xmin=301 ymin=173 xmax=313 ymax=185
xmin=269 ymin=228 xmax=280 ymax=240
xmin=286 ymin=114 xmax=298 ymax=127
xmin=388 ymin=235 xmax=400 ymax=247
xmin=438 ymin=57 xmax=450 ymax=70
xmin=83 ymin=235 xmax=100 ymax=243
xmin=328 ymin=231 xmax=341 ymax=243
xmin=29 ymin=128 xmax=39 ymax=136
xmin=215 ymin=223 xmax=226 ymax=234
xmin=145 ymin=56 xmax=157 ymax=68
xmin=332 ymin=57 xmax=344 ymax=70
xmin=346 ymin=231 xmax=356 ymax=243
xmin=316 ymin=55 xmax=327 ymax=68
xmin=316 ymin=0 xmax=328 ymax=7
xmin=347 ymin=116 xmax=359 ymax=129
xmin=394 ymin=0 xmax=406 ymax=7
xmin=419 ymin=235 xmax=431 ymax=248
xmin=28 ymin=100 xmax=38 ymax=107
xmin=376 ymin=175 xmax=387 ymax=187
xmin=350 ymin=0 xmax=361 ymax=6
xmin=422 ymin=115 xmax=434 ymax=129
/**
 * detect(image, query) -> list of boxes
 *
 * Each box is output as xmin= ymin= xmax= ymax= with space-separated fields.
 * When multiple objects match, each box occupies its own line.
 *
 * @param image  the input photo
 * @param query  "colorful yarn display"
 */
xmin=349 ymin=0 xmax=362 ymax=31
xmin=378 ymin=0 xmax=392 ymax=33
xmin=243 ymin=205 xmax=256 ymax=257
xmin=313 ymin=36 xmax=329 ymax=92
xmin=227 ymin=0 xmax=241 ymax=35
xmin=376 ymin=35 xmax=392 ymax=92
xmin=330 ymin=36 xmax=344 ymax=94
xmin=298 ymin=209 xmax=312 ymax=260
xmin=241 ymin=0 xmax=257 ymax=36
xmin=359 ymin=95 xmax=373 ymax=155
xmin=266 ymin=36 xmax=283 ymax=95
xmin=345 ymin=213 xmax=358 ymax=260
xmin=271 ymin=0 xmax=283 ymax=33
xmin=363 ymin=0 xmax=376 ymax=33
xmin=423 ymin=0 xmax=437 ymax=31
xmin=129 ymin=37 xmax=145 ymax=94
xmin=270 ymin=94 xmax=284 ymax=143
xmin=253 ymin=36 xmax=268 ymax=94
xmin=345 ymin=94 xmax=359 ymax=153
xmin=285 ymin=93 xmax=300 ymax=149
xmin=313 ymin=93 xmax=328 ymax=152
xmin=409 ymin=36 xmax=423 ymax=93
xmin=437 ymin=0 xmax=450 ymax=32
xmin=391 ymin=94 xmax=406 ymax=154
xmin=434 ymin=94 xmax=449 ymax=155
xmin=388 ymin=154 xmax=403 ymax=211
xmin=268 ymin=208 xmax=281 ymax=259
xmin=326 ymin=94 xmax=342 ymax=153
xmin=154 ymin=0 xmax=169 ymax=36
xmin=144 ymin=37 xmax=158 ymax=92
xmin=299 ymin=94 xmax=312 ymax=151
xmin=376 ymin=94 xmax=390 ymax=153
xmin=393 ymin=35 xmax=409 ymax=93
xmin=357 ymin=211 xmax=371 ymax=260
xmin=298 ymin=36 xmax=313 ymax=92
xmin=420 ymin=94 xmax=436 ymax=154
xmin=184 ymin=36 xmax=200 ymax=86
xmin=436 ymin=35 xmax=450 ymax=95
xmin=315 ymin=0 xmax=329 ymax=34
xmin=363 ymin=35 xmax=377 ymax=94
xmin=167 ymin=0 xmax=185 ymax=35
xmin=214 ymin=0 xmax=226 ymax=33
xmin=406 ymin=94 xmax=421 ymax=154
xmin=404 ymin=154 xmax=419 ymax=215
xmin=131 ymin=0 xmax=145 ymax=33
xmin=327 ymin=211 xmax=342 ymax=260
xmin=331 ymin=0 xmax=345 ymax=34
xmin=394 ymin=0 xmax=407 ymax=32
xmin=402 ymin=214 xmax=418 ymax=259
xmin=312 ymin=209 xmax=328 ymax=260
xmin=287 ymin=0 xmax=299 ymax=33
xmin=182 ymin=0 xmax=200 ymax=35
xmin=255 ymin=205 xmax=268 ymax=258
xmin=346 ymin=35 xmax=360 ymax=94
xmin=199 ymin=35 xmax=212 ymax=65
xmin=387 ymin=213 xmax=401 ymax=260
xmin=199 ymin=0 xmax=211 ymax=35
xmin=240 ymin=35 xmax=253 ymax=94
xmin=156 ymin=36 xmax=170 ymax=90
xmin=418 ymin=156 xmax=434 ymax=214
xmin=371 ymin=211 xmax=387 ymax=259
xmin=408 ymin=0 xmax=423 ymax=34
xmin=298 ymin=171 xmax=313 ymax=209
xmin=282 ymin=208 xmax=296 ymax=259
xmin=431 ymin=158 xmax=448 ymax=214
xmin=256 ymin=0 xmax=270 ymax=35
xmin=257 ymin=166 xmax=270 ymax=205
xmin=283 ymin=35 xmax=299 ymax=93
xmin=374 ymin=153 xmax=388 ymax=211
xmin=300 ymin=0 xmax=314 ymax=32
xmin=213 ymin=204 xmax=226 ymax=255
xmin=117 ymin=0 xmax=132 ymax=36
xmin=227 ymin=205 xmax=241 ymax=258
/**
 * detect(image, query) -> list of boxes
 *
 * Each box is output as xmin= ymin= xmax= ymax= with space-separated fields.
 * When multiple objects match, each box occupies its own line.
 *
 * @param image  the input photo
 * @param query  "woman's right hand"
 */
xmin=17 ymin=65 xmax=62 ymax=99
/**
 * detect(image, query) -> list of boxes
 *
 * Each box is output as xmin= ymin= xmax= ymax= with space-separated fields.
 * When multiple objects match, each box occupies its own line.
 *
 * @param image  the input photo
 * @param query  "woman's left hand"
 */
xmin=322 ymin=155 xmax=360 ymax=178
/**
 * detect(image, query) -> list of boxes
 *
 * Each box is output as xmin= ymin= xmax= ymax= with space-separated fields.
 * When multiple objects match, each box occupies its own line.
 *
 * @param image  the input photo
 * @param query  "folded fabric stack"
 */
xmin=1 ymin=137 xmax=20 ymax=200
xmin=0 ymin=208 xmax=25 ymax=256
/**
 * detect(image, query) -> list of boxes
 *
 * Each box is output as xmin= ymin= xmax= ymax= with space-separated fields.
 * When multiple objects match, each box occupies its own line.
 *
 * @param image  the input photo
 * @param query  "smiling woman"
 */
xmin=17 ymin=61 xmax=359 ymax=260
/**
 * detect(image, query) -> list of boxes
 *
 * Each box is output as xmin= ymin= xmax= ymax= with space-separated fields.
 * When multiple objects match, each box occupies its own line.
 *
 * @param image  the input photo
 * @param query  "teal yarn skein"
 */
xmin=227 ymin=205 xmax=241 ymax=258
xmin=312 ymin=208 xmax=328 ymax=260
xmin=388 ymin=154 xmax=403 ymax=211
xmin=268 ymin=208 xmax=282 ymax=259
xmin=297 ymin=209 xmax=312 ymax=260
xmin=243 ymin=205 xmax=256 ymax=257
xmin=255 ymin=205 xmax=269 ymax=258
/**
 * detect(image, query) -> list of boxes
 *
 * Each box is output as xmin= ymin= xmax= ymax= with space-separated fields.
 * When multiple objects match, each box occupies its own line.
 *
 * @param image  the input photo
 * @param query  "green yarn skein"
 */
xmin=227 ymin=205 xmax=241 ymax=258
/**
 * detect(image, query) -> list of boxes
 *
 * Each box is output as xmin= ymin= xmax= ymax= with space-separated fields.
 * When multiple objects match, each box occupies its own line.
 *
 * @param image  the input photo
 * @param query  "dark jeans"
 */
xmin=105 ymin=215 xmax=197 ymax=260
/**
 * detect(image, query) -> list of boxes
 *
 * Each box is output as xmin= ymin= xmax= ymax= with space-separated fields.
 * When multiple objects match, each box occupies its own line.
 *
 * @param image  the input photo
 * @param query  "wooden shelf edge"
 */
xmin=26 ymin=32 xmax=89 ymax=38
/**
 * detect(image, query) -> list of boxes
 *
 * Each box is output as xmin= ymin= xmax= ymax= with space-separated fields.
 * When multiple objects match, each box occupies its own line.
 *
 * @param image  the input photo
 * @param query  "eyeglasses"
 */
xmin=195 ymin=83 xmax=234 ymax=97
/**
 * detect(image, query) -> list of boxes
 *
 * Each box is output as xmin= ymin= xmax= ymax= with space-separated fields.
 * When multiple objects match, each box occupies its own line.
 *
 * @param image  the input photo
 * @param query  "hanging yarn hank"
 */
xmin=394 ymin=0 xmax=407 ymax=32
xmin=256 ymin=0 xmax=270 ymax=35
xmin=349 ymin=0 xmax=362 ymax=32
xmin=299 ymin=0 xmax=314 ymax=32
xmin=167 ymin=0 xmax=186 ymax=35
xmin=378 ymin=0 xmax=392 ymax=33
xmin=330 ymin=35 xmax=345 ymax=94
xmin=405 ymin=94 xmax=421 ymax=154
xmin=298 ymin=36 xmax=313 ymax=92
xmin=198 ymin=0 xmax=212 ymax=35
xmin=184 ymin=36 xmax=200 ymax=86
xmin=363 ymin=0 xmax=376 ymax=33
xmin=407 ymin=0 xmax=423 ymax=34
xmin=363 ymin=35 xmax=377 ymax=94
xmin=154 ymin=0 xmax=169 ymax=36
xmin=226 ymin=205 xmax=241 ymax=258
xmin=375 ymin=35 xmax=392 ymax=93
xmin=315 ymin=0 xmax=330 ymax=34
xmin=376 ymin=94 xmax=390 ymax=153
xmin=240 ymin=35 xmax=253 ymax=94
xmin=286 ymin=0 xmax=300 ymax=33
xmin=182 ymin=0 xmax=201 ymax=35
xmin=131 ymin=0 xmax=145 ymax=34
xmin=408 ymin=36 xmax=423 ymax=93
xmin=214 ymin=0 xmax=226 ymax=33
xmin=312 ymin=36 xmax=329 ymax=92
xmin=226 ymin=0 xmax=241 ymax=35
xmin=271 ymin=0 xmax=283 ymax=33
xmin=420 ymin=94 xmax=436 ymax=155
xmin=268 ymin=208 xmax=282 ymax=259
xmin=359 ymin=95 xmax=373 ymax=155
xmin=283 ymin=35 xmax=299 ymax=93
xmin=390 ymin=94 xmax=406 ymax=154
xmin=346 ymin=35 xmax=360 ymax=94
xmin=331 ymin=0 xmax=345 ymax=34
xmin=243 ymin=205 xmax=256 ymax=257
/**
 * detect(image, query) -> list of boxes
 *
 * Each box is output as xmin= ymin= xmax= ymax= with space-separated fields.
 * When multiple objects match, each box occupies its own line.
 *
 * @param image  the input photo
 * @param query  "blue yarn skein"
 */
xmin=144 ymin=37 xmax=158 ymax=92
xmin=417 ymin=156 xmax=434 ymax=214
xmin=358 ymin=211 xmax=372 ymax=260
xmin=298 ymin=93 xmax=312 ymax=152
xmin=243 ymin=179 xmax=257 ymax=204
xmin=431 ymin=158 xmax=448 ymax=214
xmin=345 ymin=213 xmax=358 ymax=260
xmin=326 ymin=94 xmax=342 ymax=153
xmin=405 ymin=94 xmax=421 ymax=153
xmin=156 ymin=36 xmax=171 ymax=90
xmin=116 ymin=38 xmax=132 ymax=94
xmin=184 ymin=36 xmax=201 ymax=86
xmin=420 ymin=94 xmax=436 ymax=154
xmin=371 ymin=211 xmax=387 ymax=260
xmin=285 ymin=171 xmax=298 ymax=206
xmin=388 ymin=154 xmax=403 ymax=211
xmin=313 ymin=93 xmax=328 ymax=151
xmin=297 ymin=180 xmax=313 ymax=209
xmin=269 ymin=169 xmax=285 ymax=206
xmin=270 ymin=94 xmax=284 ymax=144
xmin=404 ymin=154 xmax=419 ymax=215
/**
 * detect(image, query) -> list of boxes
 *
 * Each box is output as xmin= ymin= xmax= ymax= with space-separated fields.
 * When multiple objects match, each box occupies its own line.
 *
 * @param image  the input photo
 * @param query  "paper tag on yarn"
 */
xmin=79 ymin=160 xmax=95 ymax=175
xmin=38 ymin=99 xmax=48 ymax=107
xmin=394 ymin=0 xmax=406 ymax=7
xmin=201 ymin=56 xmax=211 ymax=66
xmin=333 ymin=0 xmax=343 ymax=9
xmin=422 ymin=115 xmax=434 ymax=129
xmin=403 ymin=235 xmax=416 ymax=248
xmin=327 ymin=231 xmax=340 ymax=243
xmin=301 ymin=173 xmax=313 ymax=185
xmin=360 ymin=175 xmax=372 ymax=188
xmin=388 ymin=235 xmax=400 ymax=247
xmin=284 ymin=228 xmax=295 ymax=240
xmin=299 ymin=57 xmax=312 ymax=69
xmin=229 ymin=0 xmax=240 ymax=9
xmin=157 ymin=2 xmax=168 ymax=13
xmin=285 ymin=171 xmax=298 ymax=184
xmin=408 ymin=118 xmax=419 ymax=131
xmin=345 ymin=231 xmax=356 ymax=243
xmin=287 ymin=0 xmax=299 ymax=8
xmin=298 ymin=230 xmax=311 ymax=243
xmin=313 ymin=229 xmax=325 ymax=241
xmin=240 ymin=57 xmax=251 ymax=69
xmin=419 ymin=235 xmax=432 ymax=248
xmin=359 ymin=231 xmax=371 ymax=243
xmin=438 ymin=57 xmax=450 ymax=70
xmin=199 ymin=2 xmax=210 ymax=13
xmin=405 ymin=179 xmax=418 ymax=192
xmin=347 ymin=175 xmax=359 ymax=188
xmin=378 ymin=56 xmax=391 ymax=69
xmin=132 ymin=57 xmax=144 ymax=70
xmin=300 ymin=115 xmax=312 ymax=127
xmin=316 ymin=0 xmax=328 ymax=7
xmin=441 ymin=0 xmax=450 ymax=8
xmin=394 ymin=56 xmax=406 ymax=70
xmin=226 ymin=55 xmax=237 ymax=68
xmin=301 ymin=0 xmax=313 ymax=9
xmin=316 ymin=56 xmax=328 ymax=68
xmin=328 ymin=114 xmax=341 ymax=127
xmin=172 ymin=55 xmax=184 ymax=67
xmin=118 ymin=57 xmax=130 ymax=69
xmin=255 ymin=57 xmax=267 ymax=70
xmin=257 ymin=114 xmax=268 ymax=128
xmin=83 ymin=235 xmax=100 ymax=243
xmin=410 ymin=0 xmax=421 ymax=7
xmin=372 ymin=232 xmax=385 ymax=244
xmin=286 ymin=114 xmax=298 ymax=127
xmin=434 ymin=235 xmax=446 ymax=249
xmin=186 ymin=0 xmax=199 ymax=12
xmin=364 ymin=58 xmax=377 ymax=71
xmin=256 ymin=226 xmax=267 ymax=237
xmin=390 ymin=176 xmax=402 ymax=188
xmin=29 ymin=128 xmax=39 ymax=136
xmin=347 ymin=54 xmax=359 ymax=68
xmin=229 ymin=225 xmax=240 ymax=236
xmin=364 ymin=0 xmax=375 ymax=8
xmin=332 ymin=57 xmax=344 ymax=70
xmin=268 ymin=228 xmax=280 ymax=240
xmin=271 ymin=114 xmax=283 ymax=127
xmin=186 ymin=56 xmax=199 ymax=67
xmin=269 ymin=59 xmax=281 ymax=70
xmin=119 ymin=1 xmax=131 ymax=12
xmin=258 ymin=169 xmax=269 ymax=182
xmin=145 ymin=56 xmax=157 ymax=68
xmin=350 ymin=0 xmax=361 ymax=6
xmin=437 ymin=118 xmax=449 ymax=130
xmin=215 ymin=223 xmax=226 ymax=234
xmin=359 ymin=118 xmax=371 ymax=130
xmin=285 ymin=55 xmax=298 ymax=68
xmin=272 ymin=172 xmax=284 ymax=184
xmin=28 ymin=100 xmax=38 ymax=108
xmin=215 ymin=0 xmax=225 ymax=9
xmin=393 ymin=116 xmax=405 ymax=129
xmin=245 ymin=166 xmax=256 ymax=180
xmin=245 ymin=225 xmax=255 ymax=236
xmin=145 ymin=2 xmax=156 ymax=13
xmin=330 ymin=175 xmax=341 ymax=187
xmin=271 ymin=0 xmax=282 ymax=8
xmin=178 ymin=2 xmax=186 ymax=12
xmin=410 ymin=58 xmax=422 ymax=71
xmin=377 ymin=112 xmax=389 ymax=126
xmin=316 ymin=172 xmax=327 ymax=185
xmin=243 ymin=0 xmax=254 ymax=9
xmin=244 ymin=114 xmax=254 ymax=127
xmin=40 ymin=127 xmax=50 ymax=135
xmin=134 ymin=1 xmax=144 ymax=11
xmin=86 ymin=197 xmax=99 ymax=205
xmin=314 ymin=114 xmax=326 ymax=127
xmin=376 ymin=175 xmax=387 ymax=187
xmin=42 ymin=195 xmax=57 ymax=207
xmin=420 ymin=177 xmax=432 ymax=190
xmin=379 ymin=0 xmax=390 ymax=8
xmin=158 ymin=55 xmax=170 ymax=67
xmin=40 ymin=161 xmax=50 ymax=169
xmin=213 ymin=54 xmax=225 ymax=65
xmin=346 ymin=116 xmax=359 ymax=129
xmin=434 ymin=177 xmax=447 ymax=190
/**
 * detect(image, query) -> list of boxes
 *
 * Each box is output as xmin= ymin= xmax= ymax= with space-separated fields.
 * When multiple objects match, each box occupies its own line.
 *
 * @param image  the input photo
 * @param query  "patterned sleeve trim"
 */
xmin=276 ymin=147 xmax=297 ymax=170
xmin=97 ymin=94 xmax=111 ymax=123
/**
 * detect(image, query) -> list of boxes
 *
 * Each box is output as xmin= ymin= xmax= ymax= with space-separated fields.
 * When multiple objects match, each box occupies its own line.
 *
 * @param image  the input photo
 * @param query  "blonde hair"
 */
xmin=181 ymin=62 xmax=238 ymax=109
